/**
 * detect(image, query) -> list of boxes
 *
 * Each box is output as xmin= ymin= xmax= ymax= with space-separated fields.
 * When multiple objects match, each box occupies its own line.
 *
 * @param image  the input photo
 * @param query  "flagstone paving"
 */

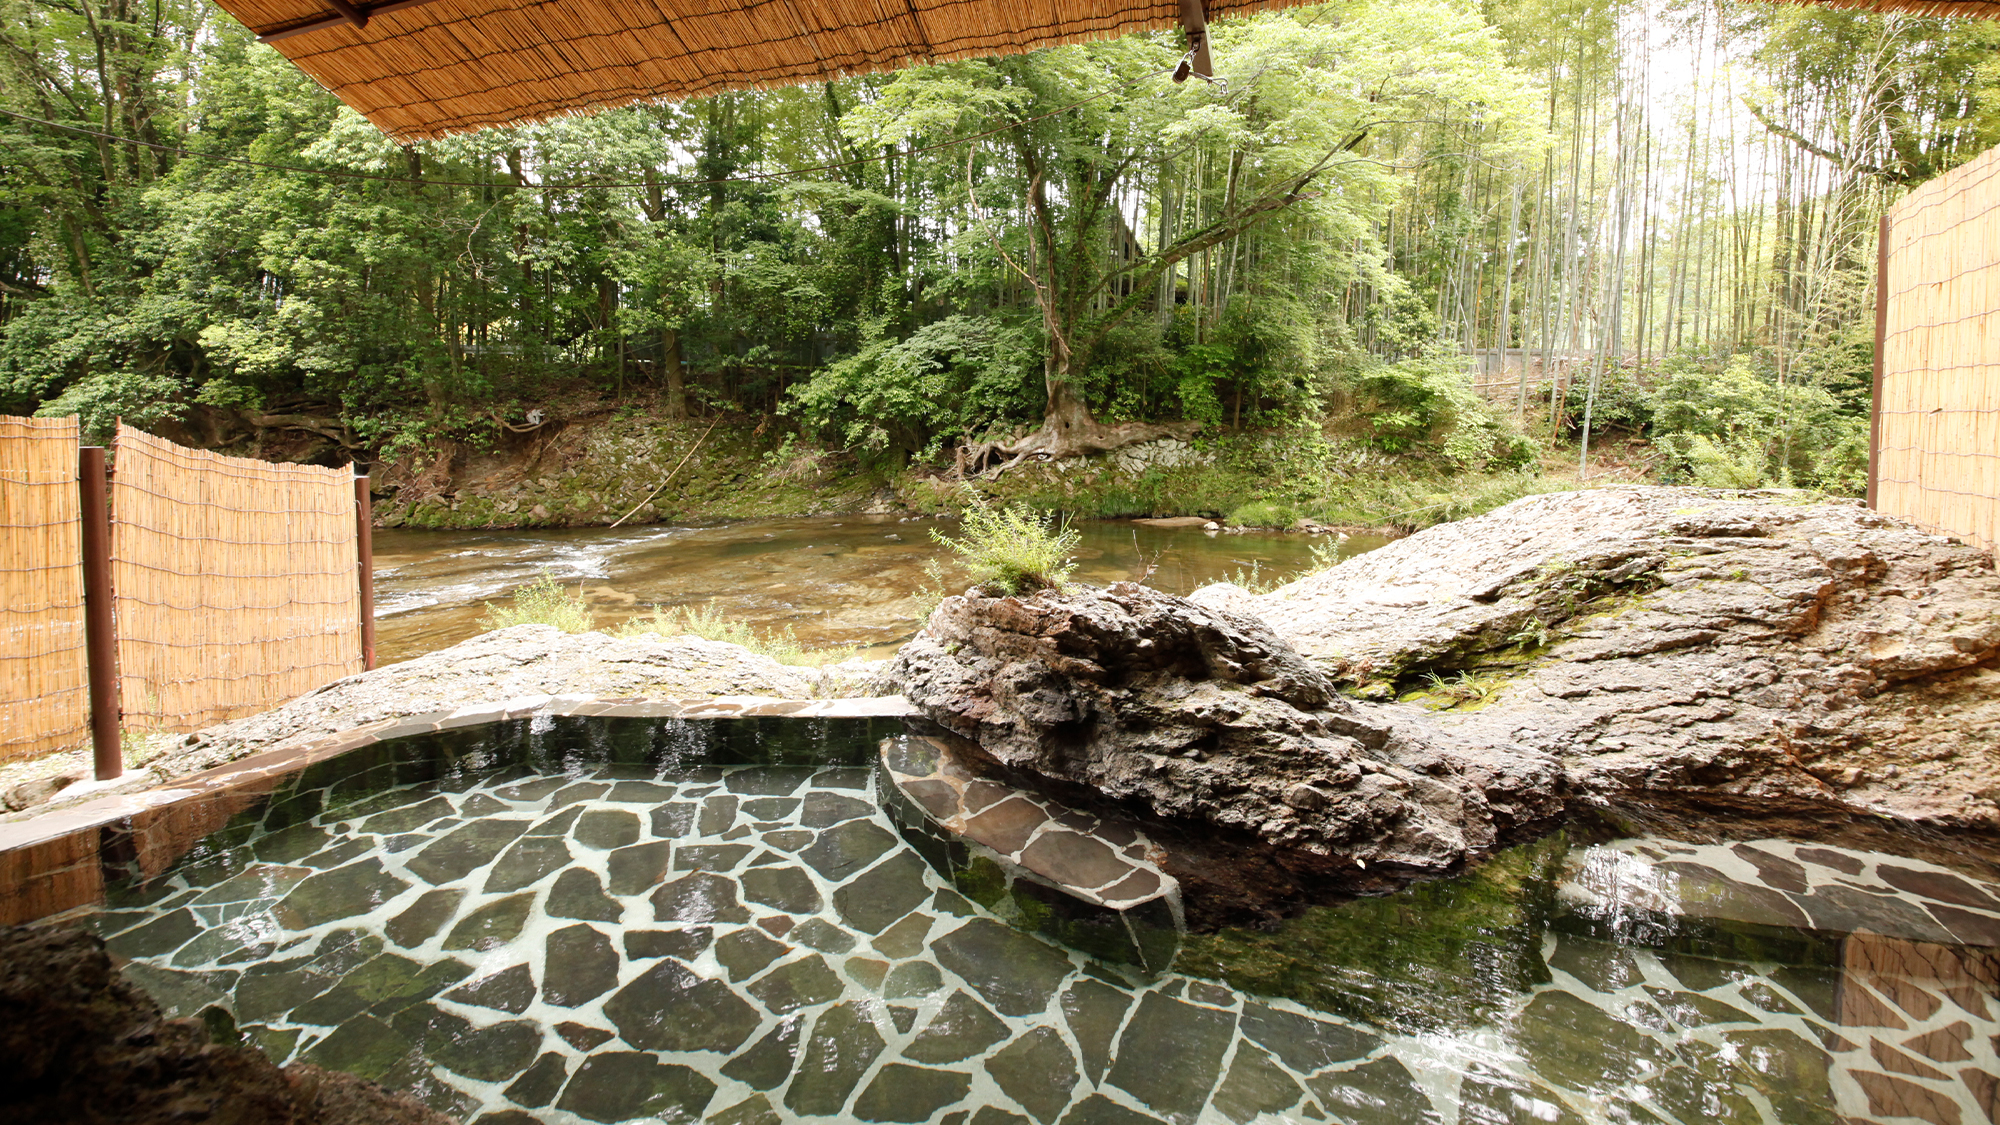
xmin=879 ymin=735 xmax=1182 ymax=972
xmin=65 ymin=716 xmax=2000 ymax=1125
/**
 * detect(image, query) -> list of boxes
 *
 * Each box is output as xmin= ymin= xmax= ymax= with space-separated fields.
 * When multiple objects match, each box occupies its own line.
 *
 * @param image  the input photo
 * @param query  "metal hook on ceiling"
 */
xmin=1171 ymin=0 xmax=1225 ymax=93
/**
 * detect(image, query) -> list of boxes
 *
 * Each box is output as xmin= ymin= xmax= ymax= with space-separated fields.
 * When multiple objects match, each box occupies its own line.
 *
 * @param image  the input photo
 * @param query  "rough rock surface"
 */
xmin=0 ymin=923 xmax=456 ymax=1125
xmin=1198 ymin=486 xmax=2000 ymax=827
xmin=890 ymin=582 xmax=1564 ymax=875
xmin=21 ymin=627 xmax=890 ymax=814
xmin=893 ymin=488 xmax=2000 ymax=879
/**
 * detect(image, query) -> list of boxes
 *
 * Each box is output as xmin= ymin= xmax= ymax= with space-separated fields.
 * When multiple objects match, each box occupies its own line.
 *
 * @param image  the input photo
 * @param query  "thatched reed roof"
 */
xmin=1769 ymin=0 xmax=2000 ymax=17
xmin=211 ymin=0 xmax=1299 ymax=142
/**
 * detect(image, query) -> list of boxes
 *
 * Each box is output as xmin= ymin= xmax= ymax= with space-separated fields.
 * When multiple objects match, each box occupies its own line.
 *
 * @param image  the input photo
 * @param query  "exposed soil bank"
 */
xmin=354 ymin=400 xmax=1595 ymax=533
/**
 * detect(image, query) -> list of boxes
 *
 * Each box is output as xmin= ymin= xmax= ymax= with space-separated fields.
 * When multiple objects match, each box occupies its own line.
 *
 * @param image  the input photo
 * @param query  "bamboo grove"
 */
xmin=1 ymin=0 xmax=1995 ymax=489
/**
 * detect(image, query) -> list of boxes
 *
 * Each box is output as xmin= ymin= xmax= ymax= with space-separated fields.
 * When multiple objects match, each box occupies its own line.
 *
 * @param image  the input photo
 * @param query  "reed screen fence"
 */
xmin=1877 ymin=143 xmax=2000 ymax=554
xmin=0 ymin=416 xmax=88 ymax=764
xmin=110 ymin=425 xmax=363 ymax=734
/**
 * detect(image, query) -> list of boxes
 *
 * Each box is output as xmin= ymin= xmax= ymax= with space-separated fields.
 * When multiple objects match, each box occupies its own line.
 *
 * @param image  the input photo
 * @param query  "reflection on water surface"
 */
xmin=371 ymin=516 xmax=1387 ymax=665
xmin=77 ymin=718 xmax=2000 ymax=1125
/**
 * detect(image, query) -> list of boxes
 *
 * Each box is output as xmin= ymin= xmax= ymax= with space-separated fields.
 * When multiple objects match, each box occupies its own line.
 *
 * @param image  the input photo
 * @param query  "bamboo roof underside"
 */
xmin=209 ymin=0 xmax=1301 ymax=141
xmin=1770 ymin=0 xmax=2000 ymax=17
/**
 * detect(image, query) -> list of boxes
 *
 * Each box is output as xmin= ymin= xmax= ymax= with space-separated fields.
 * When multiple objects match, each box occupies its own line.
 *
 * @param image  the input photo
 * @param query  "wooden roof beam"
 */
xmin=1173 ymin=0 xmax=1212 ymax=83
xmin=256 ymin=0 xmax=448 ymax=43
xmin=325 ymin=0 xmax=369 ymax=29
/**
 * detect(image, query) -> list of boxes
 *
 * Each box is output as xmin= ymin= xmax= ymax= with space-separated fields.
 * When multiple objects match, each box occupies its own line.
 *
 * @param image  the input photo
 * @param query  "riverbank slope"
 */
xmin=338 ymin=399 xmax=1632 ymax=533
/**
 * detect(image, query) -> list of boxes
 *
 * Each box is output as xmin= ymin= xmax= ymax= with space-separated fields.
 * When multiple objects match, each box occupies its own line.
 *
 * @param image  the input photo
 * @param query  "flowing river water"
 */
xmin=372 ymin=517 xmax=1392 ymax=665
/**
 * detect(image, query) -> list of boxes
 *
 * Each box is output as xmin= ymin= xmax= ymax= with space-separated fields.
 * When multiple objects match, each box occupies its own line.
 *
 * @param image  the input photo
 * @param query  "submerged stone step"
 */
xmin=877 ymin=733 xmax=1182 ymax=970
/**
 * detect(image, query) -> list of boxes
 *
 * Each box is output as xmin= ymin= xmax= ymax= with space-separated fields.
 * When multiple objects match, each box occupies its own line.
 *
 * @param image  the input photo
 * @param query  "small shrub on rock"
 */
xmin=480 ymin=572 xmax=592 ymax=633
xmin=932 ymin=492 xmax=1079 ymax=595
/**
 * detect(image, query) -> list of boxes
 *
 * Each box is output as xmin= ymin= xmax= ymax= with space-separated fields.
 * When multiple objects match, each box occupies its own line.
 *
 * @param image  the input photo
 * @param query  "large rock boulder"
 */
xmin=0 ymin=924 xmax=455 ymax=1125
xmin=892 ymin=488 xmax=2000 ymax=896
xmin=133 ymin=626 xmax=893 ymax=785
xmin=890 ymin=582 xmax=1564 ymax=875
xmin=1198 ymin=486 xmax=2000 ymax=827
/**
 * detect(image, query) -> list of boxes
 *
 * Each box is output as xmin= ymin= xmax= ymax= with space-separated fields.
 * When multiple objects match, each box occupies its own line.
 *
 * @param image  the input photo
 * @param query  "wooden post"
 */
xmin=79 ymin=446 xmax=120 ymax=781
xmin=355 ymin=470 xmax=375 ymax=671
xmin=1175 ymin=0 xmax=1211 ymax=81
xmin=1868 ymin=212 xmax=1890 ymax=511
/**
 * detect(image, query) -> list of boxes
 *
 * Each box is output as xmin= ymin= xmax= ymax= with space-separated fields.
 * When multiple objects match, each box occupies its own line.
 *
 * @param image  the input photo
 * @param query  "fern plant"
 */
xmin=931 ymin=491 xmax=1080 ymax=595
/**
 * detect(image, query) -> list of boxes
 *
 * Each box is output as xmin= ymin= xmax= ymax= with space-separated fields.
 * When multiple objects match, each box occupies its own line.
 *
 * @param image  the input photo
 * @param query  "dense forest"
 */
xmin=1 ymin=0 xmax=1996 ymax=502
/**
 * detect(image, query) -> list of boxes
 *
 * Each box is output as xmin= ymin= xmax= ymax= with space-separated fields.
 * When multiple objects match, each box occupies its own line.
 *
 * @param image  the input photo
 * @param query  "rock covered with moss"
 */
xmin=889 ymin=582 xmax=1565 ymax=874
xmin=1201 ymin=486 xmax=2000 ymax=828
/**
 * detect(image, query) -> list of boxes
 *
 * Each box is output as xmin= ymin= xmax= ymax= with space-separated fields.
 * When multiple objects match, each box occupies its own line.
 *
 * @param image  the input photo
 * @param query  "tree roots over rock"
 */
xmin=957 ymin=416 xmax=1195 ymax=478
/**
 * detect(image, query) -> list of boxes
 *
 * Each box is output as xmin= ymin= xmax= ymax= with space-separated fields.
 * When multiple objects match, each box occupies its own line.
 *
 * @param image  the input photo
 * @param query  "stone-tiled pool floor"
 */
xmin=82 ymin=759 xmax=1431 ymax=1125
xmin=879 ymin=734 xmax=1183 ymax=972
xmin=73 ymin=752 xmax=2000 ymax=1125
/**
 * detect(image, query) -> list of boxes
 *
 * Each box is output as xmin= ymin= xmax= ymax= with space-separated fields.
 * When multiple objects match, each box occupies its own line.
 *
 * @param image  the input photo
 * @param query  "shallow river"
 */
xmin=373 ymin=517 xmax=1388 ymax=664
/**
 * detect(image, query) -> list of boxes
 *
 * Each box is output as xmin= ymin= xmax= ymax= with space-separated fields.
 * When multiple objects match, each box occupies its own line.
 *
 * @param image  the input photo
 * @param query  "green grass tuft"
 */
xmin=1226 ymin=499 xmax=1298 ymax=528
xmin=618 ymin=602 xmax=855 ymax=667
xmin=480 ymin=572 xmax=593 ymax=633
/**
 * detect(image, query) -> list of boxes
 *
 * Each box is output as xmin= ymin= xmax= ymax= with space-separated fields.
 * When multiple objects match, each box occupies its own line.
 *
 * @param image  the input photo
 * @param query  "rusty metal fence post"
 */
xmin=355 ymin=469 xmax=375 ymax=671
xmin=78 ymin=446 xmax=120 ymax=781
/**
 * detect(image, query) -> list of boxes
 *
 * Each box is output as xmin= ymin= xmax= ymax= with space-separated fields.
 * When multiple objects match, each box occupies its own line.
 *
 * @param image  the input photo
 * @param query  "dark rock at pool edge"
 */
xmin=0 ymin=922 xmax=459 ymax=1125
xmin=889 ymin=582 xmax=1564 ymax=883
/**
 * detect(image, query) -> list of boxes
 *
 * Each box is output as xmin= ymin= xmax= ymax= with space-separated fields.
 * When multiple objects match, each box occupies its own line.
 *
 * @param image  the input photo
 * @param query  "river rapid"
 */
xmin=372 ymin=516 xmax=1389 ymax=665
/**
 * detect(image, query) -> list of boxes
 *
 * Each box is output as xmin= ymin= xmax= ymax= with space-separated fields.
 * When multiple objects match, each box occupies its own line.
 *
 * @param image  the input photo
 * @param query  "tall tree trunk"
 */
xmin=661 ymin=329 xmax=686 ymax=419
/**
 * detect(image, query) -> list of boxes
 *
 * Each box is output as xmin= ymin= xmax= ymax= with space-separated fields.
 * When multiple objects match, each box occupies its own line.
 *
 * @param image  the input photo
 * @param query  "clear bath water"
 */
xmin=77 ymin=717 xmax=2000 ymax=1125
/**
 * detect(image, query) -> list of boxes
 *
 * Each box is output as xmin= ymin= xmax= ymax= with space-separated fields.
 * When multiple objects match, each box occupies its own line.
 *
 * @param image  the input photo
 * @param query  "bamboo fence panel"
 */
xmin=110 ymin=425 xmax=361 ymax=733
xmin=1879 ymin=143 xmax=2000 ymax=555
xmin=0 ymin=415 xmax=88 ymax=763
